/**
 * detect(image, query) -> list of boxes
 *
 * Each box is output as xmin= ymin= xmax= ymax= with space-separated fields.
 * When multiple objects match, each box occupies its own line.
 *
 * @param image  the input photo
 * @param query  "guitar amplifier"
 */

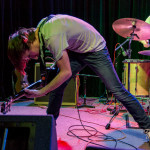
xmin=34 ymin=63 xmax=79 ymax=106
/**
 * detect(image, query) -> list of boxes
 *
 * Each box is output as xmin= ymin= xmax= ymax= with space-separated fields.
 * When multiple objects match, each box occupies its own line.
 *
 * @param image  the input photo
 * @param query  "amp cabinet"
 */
xmin=34 ymin=63 xmax=79 ymax=106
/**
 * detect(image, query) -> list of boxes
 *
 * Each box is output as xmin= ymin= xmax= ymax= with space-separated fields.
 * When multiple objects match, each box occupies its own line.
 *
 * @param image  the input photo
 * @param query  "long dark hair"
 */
xmin=8 ymin=28 xmax=36 ymax=75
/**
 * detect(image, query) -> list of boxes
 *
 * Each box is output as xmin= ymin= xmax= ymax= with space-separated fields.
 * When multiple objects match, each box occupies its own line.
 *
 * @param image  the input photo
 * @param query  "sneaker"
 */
xmin=144 ymin=129 xmax=150 ymax=142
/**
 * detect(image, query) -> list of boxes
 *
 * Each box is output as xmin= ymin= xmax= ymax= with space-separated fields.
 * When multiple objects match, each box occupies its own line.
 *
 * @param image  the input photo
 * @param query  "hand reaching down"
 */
xmin=24 ymin=89 xmax=46 ymax=98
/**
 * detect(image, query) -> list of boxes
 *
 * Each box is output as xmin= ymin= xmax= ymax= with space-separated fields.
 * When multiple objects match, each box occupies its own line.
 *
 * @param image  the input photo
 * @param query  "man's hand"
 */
xmin=24 ymin=89 xmax=45 ymax=98
xmin=22 ymin=82 xmax=29 ymax=88
xmin=140 ymin=40 xmax=150 ymax=48
xmin=36 ymin=50 xmax=72 ymax=95
xmin=143 ymin=41 xmax=150 ymax=48
xmin=23 ymin=50 xmax=72 ymax=98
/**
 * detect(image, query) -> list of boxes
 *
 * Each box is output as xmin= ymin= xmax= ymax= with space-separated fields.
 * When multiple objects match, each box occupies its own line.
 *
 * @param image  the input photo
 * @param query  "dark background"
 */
xmin=0 ymin=0 xmax=150 ymax=99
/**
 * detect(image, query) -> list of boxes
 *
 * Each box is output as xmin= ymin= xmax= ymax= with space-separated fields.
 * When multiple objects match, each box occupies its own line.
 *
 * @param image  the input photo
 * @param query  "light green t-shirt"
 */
xmin=37 ymin=14 xmax=106 ymax=61
xmin=138 ymin=16 xmax=150 ymax=46
xmin=145 ymin=16 xmax=150 ymax=24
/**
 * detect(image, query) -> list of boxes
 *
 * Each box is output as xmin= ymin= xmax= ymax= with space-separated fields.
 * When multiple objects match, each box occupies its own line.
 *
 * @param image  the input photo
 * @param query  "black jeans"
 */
xmin=47 ymin=48 xmax=150 ymax=129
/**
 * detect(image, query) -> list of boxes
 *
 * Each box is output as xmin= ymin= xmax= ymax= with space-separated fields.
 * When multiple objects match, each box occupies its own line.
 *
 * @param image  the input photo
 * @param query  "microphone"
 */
xmin=120 ymin=45 xmax=128 ymax=56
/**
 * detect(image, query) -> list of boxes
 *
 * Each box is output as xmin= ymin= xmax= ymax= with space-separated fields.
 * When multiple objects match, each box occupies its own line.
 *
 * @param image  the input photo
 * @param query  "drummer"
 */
xmin=140 ymin=16 xmax=150 ymax=48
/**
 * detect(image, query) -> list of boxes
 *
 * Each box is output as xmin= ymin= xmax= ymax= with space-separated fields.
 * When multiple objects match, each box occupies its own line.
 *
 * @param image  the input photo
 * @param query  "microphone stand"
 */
xmin=77 ymin=74 xmax=96 ymax=108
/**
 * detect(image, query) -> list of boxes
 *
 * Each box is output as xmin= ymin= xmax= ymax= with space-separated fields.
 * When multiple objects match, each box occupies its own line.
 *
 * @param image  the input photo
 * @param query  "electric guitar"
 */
xmin=1 ymin=65 xmax=58 ymax=114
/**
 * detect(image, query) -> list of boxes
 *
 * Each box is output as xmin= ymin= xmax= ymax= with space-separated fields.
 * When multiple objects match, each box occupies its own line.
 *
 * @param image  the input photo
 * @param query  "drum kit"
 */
xmin=105 ymin=18 xmax=150 ymax=129
xmin=112 ymin=18 xmax=150 ymax=99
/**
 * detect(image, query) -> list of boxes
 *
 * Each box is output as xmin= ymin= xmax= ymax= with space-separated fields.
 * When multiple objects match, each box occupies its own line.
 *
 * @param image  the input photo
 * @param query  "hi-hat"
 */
xmin=138 ymin=50 xmax=150 ymax=56
xmin=112 ymin=18 xmax=150 ymax=41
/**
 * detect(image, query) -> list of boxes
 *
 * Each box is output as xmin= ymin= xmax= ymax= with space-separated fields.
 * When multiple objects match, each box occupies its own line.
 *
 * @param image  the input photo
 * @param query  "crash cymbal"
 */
xmin=112 ymin=18 xmax=150 ymax=41
xmin=138 ymin=50 xmax=150 ymax=56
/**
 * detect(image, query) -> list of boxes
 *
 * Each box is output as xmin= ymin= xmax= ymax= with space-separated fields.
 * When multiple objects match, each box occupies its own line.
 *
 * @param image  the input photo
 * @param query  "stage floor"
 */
xmin=0 ymin=97 xmax=150 ymax=150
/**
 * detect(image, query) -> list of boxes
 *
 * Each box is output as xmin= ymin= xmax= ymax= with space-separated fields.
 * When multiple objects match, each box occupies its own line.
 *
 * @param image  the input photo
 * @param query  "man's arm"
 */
xmin=140 ymin=16 xmax=150 ymax=48
xmin=145 ymin=16 xmax=150 ymax=24
xmin=24 ymin=50 xmax=72 ymax=98
xmin=140 ymin=40 xmax=149 ymax=48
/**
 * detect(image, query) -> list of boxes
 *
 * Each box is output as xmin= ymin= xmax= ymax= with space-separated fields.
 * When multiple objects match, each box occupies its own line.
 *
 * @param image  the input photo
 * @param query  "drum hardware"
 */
xmin=106 ymin=19 xmax=136 ymax=128
xmin=135 ymin=66 xmax=138 ymax=96
xmin=106 ymin=18 xmax=150 ymax=128
xmin=122 ymin=66 xmax=126 ymax=86
xmin=115 ymin=40 xmax=132 ymax=92
xmin=125 ymin=114 xmax=140 ymax=129
xmin=112 ymin=18 xmax=150 ymax=41
xmin=138 ymin=50 xmax=150 ymax=114
xmin=113 ymin=18 xmax=150 ymax=93
xmin=147 ymin=79 xmax=150 ymax=116
xmin=113 ymin=18 xmax=141 ymax=92
xmin=125 ymin=92 xmax=150 ymax=129
xmin=123 ymin=59 xmax=150 ymax=97
xmin=105 ymin=103 xmax=124 ymax=129
xmin=148 ymin=88 xmax=150 ymax=116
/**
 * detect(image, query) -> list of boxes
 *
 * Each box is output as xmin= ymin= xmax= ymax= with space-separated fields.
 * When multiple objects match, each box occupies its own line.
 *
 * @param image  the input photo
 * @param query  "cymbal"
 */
xmin=112 ymin=18 xmax=150 ymax=41
xmin=138 ymin=50 xmax=150 ymax=56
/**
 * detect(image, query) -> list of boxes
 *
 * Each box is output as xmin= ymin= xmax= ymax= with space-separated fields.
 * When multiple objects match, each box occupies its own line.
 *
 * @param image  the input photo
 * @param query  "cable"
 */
xmin=60 ymin=106 xmax=139 ymax=149
xmin=65 ymin=108 xmax=120 ymax=147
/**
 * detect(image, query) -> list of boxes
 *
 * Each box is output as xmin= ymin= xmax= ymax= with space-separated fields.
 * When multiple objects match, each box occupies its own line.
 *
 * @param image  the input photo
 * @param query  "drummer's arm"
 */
xmin=145 ymin=16 xmax=150 ymax=24
xmin=140 ymin=40 xmax=149 ymax=48
xmin=139 ymin=16 xmax=150 ymax=48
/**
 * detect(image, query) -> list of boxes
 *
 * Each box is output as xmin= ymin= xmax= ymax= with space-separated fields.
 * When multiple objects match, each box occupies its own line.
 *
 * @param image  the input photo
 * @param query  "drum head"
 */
xmin=122 ymin=59 xmax=150 ymax=63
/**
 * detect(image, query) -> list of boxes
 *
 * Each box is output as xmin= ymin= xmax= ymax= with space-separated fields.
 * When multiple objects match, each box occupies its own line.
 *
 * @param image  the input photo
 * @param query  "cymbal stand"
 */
xmin=106 ymin=28 xmax=139 ymax=129
xmin=105 ymin=37 xmax=131 ymax=129
xmin=148 ymin=80 xmax=150 ymax=116
xmin=105 ymin=103 xmax=123 ymax=129
xmin=126 ymin=36 xmax=132 ymax=92
xmin=115 ymin=25 xmax=139 ymax=90
xmin=126 ymin=29 xmax=139 ymax=91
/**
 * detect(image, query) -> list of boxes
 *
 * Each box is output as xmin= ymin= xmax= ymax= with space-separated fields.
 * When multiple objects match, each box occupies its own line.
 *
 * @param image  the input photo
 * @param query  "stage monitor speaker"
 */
xmin=34 ymin=63 xmax=78 ymax=106
xmin=86 ymin=146 xmax=127 ymax=150
xmin=0 ymin=115 xmax=57 ymax=150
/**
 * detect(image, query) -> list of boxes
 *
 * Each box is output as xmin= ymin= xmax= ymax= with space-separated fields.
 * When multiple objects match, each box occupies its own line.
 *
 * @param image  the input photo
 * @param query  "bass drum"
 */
xmin=123 ymin=59 xmax=150 ymax=97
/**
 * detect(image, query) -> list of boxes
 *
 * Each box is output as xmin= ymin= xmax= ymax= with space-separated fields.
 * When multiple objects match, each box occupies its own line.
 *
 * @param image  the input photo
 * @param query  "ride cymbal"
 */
xmin=112 ymin=18 xmax=150 ymax=41
xmin=138 ymin=50 xmax=150 ymax=56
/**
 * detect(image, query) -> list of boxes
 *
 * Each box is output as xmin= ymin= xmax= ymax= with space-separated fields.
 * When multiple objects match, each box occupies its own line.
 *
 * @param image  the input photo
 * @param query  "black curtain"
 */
xmin=0 ymin=0 xmax=150 ymax=99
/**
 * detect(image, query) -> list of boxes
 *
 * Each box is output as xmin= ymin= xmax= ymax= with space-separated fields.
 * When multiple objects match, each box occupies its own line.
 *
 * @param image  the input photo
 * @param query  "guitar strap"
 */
xmin=38 ymin=14 xmax=55 ymax=77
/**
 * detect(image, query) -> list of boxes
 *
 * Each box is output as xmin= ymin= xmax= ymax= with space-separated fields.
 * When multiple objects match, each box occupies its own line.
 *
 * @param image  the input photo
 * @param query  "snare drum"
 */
xmin=123 ymin=59 xmax=150 ymax=96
